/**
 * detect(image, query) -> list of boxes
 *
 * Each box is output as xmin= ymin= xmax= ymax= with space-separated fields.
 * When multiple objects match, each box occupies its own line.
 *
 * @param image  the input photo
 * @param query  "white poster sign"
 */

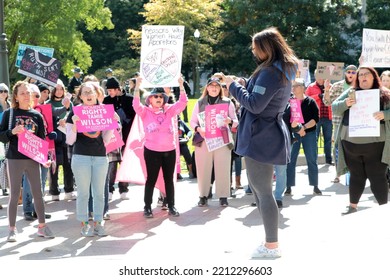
xmin=140 ymin=25 xmax=185 ymax=88
xmin=361 ymin=28 xmax=390 ymax=67
xmin=349 ymin=89 xmax=380 ymax=137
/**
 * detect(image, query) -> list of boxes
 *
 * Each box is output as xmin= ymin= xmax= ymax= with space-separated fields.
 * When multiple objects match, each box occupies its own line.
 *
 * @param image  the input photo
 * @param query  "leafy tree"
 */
xmin=364 ymin=0 xmax=390 ymax=30
xmin=4 ymin=0 xmax=113 ymax=82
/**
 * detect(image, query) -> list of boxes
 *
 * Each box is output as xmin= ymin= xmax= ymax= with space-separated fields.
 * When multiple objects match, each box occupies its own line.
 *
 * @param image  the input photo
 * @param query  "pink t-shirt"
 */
xmin=133 ymin=92 xmax=188 ymax=152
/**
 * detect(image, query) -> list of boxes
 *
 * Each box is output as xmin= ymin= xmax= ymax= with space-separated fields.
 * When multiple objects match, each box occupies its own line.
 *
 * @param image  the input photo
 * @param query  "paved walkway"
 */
xmin=0 ymin=163 xmax=389 ymax=279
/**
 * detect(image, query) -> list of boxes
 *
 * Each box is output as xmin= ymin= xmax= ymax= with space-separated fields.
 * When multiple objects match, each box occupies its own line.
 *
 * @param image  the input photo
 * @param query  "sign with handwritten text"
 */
xmin=361 ymin=28 xmax=390 ymax=67
xmin=73 ymin=104 xmax=118 ymax=133
xmin=140 ymin=25 xmax=185 ymax=88
xmin=349 ymin=89 xmax=380 ymax=137
xmin=316 ymin=61 xmax=344 ymax=80
xmin=18 ymin=131 xmax=48 ymax=165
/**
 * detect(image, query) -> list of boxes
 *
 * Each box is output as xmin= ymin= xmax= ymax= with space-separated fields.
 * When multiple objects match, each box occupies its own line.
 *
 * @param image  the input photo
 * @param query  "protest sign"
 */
xmin=73 ymin=104 xmax=118 ymax=133
xmin=15 ymin=43 xmax=54 ymax=68
xmin=104 ymin=129 xmax=124 ymax=154
xmin=298 ymin=59 xmax=310 ymax=86
xmin=17 ymin=48 xmax=61 ymax=87
xmin=316 ymin=61 xmax=344 ymax=80
xmin=361 ymin=28 xmax=390 ymax=67
xmin=204 ymin=104 xmax=229 ymax=139
xmin=289 ymin=99 xmax=304 ymax=123
xmin=18 ymin=131 xmax=48 ymax=165
xmin=140 ymin=25 xmax=185 ymax=88
xmin=349 ymin=89 xmax=380 ymax=137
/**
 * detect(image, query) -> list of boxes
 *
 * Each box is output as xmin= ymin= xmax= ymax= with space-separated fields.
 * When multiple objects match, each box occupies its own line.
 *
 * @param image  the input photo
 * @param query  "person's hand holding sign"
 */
xmin=71 ymin=115 xmax=80 ymax=133
xmin=373 ymin=111 xmax=384 ymax=121
xmin=11 ymin=124 xmax=25 ymax=135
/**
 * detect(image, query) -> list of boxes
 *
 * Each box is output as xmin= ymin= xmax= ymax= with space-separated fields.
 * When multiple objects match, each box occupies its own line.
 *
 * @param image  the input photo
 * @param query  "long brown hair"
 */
xmin=11 ymin=81 xmax=31 ymax=109
xmin=251 ymin=27 xmax=298 ymax=84
xmin=354 ymin=67 xmax=389 ymax=104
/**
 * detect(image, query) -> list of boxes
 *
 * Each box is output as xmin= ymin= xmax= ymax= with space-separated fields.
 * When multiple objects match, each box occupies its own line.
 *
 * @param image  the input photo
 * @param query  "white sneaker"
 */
xmin=64 ymin=192 xmax=77 ymax=200
xmin=120 ymin=192 xmax=129 ymax=200
xmin=108 ymin=192 xmax=113 ymax=201
xmin=81 ymin=223 xmax=94 ymax=237
xmin=51 ymin=195 xmax=60 ymax=201
xmin=251 ymin=244 xmax=281 ymax=259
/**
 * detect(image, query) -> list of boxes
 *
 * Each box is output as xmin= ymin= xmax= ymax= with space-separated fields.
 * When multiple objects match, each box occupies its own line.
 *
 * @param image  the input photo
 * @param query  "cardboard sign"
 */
xmin=15 ymin=43 xmax=54 ymax=68
xmin=17 ymin=48 xmax=61 ymax=87
xmin=140 ymin=25 xmax=185 ymax=88
xmin=104 ymin=129 xmax=124 ymax=154
xmin=349 ymin=89 xmax=380 ymax=137
xmin=316 ymin=62 xmax=344 ymax=80
xmin=73 ymin=104 xmax=118 ymax=132
xmin=18 ymin=131 xmax=49 ymax=165
xmin=361 ymin=28 xmax=390 ymax=68
xmin=289 ymin=99 xmax=304 ymax=123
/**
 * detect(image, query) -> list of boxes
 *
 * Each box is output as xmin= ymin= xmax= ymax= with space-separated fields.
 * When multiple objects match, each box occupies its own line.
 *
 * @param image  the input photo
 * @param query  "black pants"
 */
xmin=49 ymin=146 xmax=74 ymax=195
xmin=179 ymin=143 xmax=192 ymax=166
xmin=144 ymin=147 xmax=176 ymax=208
xmin=107 ymin=161 xmax=129 ymax=194
xmin=342 ymin=140 xmax=388 ymax=205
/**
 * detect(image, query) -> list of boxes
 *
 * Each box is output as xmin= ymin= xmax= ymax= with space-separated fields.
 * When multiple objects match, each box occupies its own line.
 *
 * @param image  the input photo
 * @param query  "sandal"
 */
xmin=331 ymin=177 xmax=340 ymax=183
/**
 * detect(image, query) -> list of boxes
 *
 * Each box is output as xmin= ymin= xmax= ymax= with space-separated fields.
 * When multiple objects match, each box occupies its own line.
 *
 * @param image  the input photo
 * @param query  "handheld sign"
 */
xmin=18 ymin=131 xmax=49 ymax=165
xmin=73 ymin=104 xmax=118 ymax=133
xmin=316 ymin=62 xmax=344 ymax=80
xmin=17 ymin=48 xmax=61 ymax=87
xmin=289 ymin=99 xmax=304 ymax=123
xmin=104 ymin=129 xmax=124 ymax=154
xmin=205 ymin=104 xmax=229 ymax=139
xmin=15 ymin=43 xmax=54 ymax=68
xmin=140 ymin=25 xmax=185 ymax=88
xmin=361 ymin=28 xmax=390 ymax=68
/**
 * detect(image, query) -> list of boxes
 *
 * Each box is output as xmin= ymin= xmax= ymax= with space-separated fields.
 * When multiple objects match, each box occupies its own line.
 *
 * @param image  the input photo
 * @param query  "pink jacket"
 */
xmin=133 ymin=92 xmax=188 ymax=152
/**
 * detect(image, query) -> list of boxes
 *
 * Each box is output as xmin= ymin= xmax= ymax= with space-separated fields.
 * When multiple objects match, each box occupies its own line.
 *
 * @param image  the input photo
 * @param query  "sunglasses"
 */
xmin=346 ymin=71 xmax=356 ymax=75
xmin=0 ymin=90 xmax=8 ymax=93
xmin=152 ymin=95 xmax=164 ymax=99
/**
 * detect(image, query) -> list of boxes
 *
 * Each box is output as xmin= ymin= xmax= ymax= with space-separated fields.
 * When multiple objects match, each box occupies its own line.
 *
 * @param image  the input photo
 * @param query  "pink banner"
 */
xmin=104 ymin=129 xmax=124 ymax=154
xmin=18 ymin=131 xmax=49 ymax=165
xmin=205 ymin=103 xmax=229 ymax=138
xmin=73 ymin=104 xmax=118 ymax=132
xmin=34 ymin=104 xmax=55 ymax=150
xmin=289 ymin=99 xmax=305 ymax=123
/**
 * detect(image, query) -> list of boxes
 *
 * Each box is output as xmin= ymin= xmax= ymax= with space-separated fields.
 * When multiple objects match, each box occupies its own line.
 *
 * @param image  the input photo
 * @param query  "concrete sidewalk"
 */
xmin=0 ymin=163 xmax=389 ymax=279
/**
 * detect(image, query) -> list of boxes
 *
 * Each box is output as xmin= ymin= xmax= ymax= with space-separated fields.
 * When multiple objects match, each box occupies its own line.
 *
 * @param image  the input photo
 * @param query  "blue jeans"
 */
xmin=274 ymin=164 xmax=287 ymax=201
xmin=22 ymin=166 xmax=48 ymax=213
xmin=287 ymin=130 xmax=318 ymax=187
xmin=71 ymin=154 xmax=108 ymax=222
xmin=316 ymin=118 xmax=333 ymax=163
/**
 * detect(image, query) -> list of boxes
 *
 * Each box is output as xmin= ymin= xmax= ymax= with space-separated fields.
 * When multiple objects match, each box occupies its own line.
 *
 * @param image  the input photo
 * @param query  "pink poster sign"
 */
xmin=73 ymin=104 xmax=118 ymax=132
xmin=18 ymin=131 xmax=49 ymax=165
xmin=205 ymin=103 xmax=229 ymax=138
xmin=289 ymin=99 xmax=304 ymax=123
xmin=34 ymin=103 xmax=55 ymax=150
xmin=104 ymin=129 xmax=124 ymax=154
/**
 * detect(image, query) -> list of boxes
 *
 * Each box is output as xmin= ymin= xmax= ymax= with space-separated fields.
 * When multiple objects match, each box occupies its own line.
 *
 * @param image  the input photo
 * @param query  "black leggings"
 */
xmin=342 ymin=140 xmax=388 ymax=205
xmin=144 ymin=147 xmax=176 ymax=208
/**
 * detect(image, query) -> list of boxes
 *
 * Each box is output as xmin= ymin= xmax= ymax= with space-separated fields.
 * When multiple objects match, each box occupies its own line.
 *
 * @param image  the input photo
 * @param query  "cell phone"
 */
xmin=348 ymin=89 xmax=356 ymax=101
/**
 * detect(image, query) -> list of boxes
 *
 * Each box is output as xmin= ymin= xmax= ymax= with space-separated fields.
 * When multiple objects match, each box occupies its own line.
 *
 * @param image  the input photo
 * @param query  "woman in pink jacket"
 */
xmin=133 ymin=77 xmax=188 ymax=218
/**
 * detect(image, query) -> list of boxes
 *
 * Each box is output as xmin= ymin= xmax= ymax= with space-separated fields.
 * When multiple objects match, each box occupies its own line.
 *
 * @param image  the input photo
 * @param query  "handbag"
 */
xmin=191 ymin=132 xmax=204 ymax=147
xmin=0 ymin=108 xmax=13 ymax=191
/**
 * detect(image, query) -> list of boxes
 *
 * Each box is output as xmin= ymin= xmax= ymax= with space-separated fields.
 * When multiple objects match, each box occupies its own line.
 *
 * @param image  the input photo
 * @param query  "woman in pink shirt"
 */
xmin=133 ymin=77 xmax=188 ymax=218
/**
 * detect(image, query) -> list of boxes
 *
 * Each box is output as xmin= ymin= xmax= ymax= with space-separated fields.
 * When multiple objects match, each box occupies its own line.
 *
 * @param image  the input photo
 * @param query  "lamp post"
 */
xmin=194 ymin=29 xmax=200 ymax=97
xmin=0 ymin=0 xmax=10 ymax=87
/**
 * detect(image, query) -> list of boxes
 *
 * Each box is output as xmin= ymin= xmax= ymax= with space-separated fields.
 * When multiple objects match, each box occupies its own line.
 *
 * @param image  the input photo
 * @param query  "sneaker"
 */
xmin=32 ymin=212 xmax=51 ymax=219
xmin=276 ymin=200 xmax=283 ymax=208
xmin=251 ymin=244 xmax=281 ymax=259
xmin=51 ymin=195 xmax=60 ymax=201
xmin=219 ymin=197 xmax=229 ymax=207
xmin=7 ymin=229 xmax=17 ymax=242
xmin=177 ymin=173 xmax=183 ymax=180
xmin=161 ymin=203 xmax=168 ymax=210
xmin=94 ymin=223 xmax=107 ymax=237
xmin=245 ymin=187 xmax=253 ymax=195
xmin=341 ymin=206 xmax=357 ymax=215
xmin=64 ymin=192 xmax=76 ymax=200
xmin=2 ymin=188 xmax=8 ymax=196
xmin=313 ymin=186 xmax=322 ymax=195
xmin=120 ymin=192 xmax=129 ymax=200
xmin=108 ymin=192 xmax=113 ymax=201
xmin=37 ymin=225 xmax=55 ymax=239
xmin=157 ymin=196 xmax=164 ymax=206
xmin=81 ymin=223 xmax=94 ymax=237
xmin=144 ymin=207 xmax=153 ymax=218
xmin=103 ymin=213 xmax=111 ymax=220
xmin=168 ymin=207 xmax=180 ymax=217
xmin=197 ymin=196 xmax=208 ymax=207
xmin=251 ymin=202 xmax=257 ymax=207
xmin=284 ymin=187 xmax=292 ymax=196
xmin=24 ymin=212 xmax=36 ymax=221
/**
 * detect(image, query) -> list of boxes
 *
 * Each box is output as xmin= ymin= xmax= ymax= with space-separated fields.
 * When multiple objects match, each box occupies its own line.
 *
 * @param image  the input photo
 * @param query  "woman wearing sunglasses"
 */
xmin=133 ymin=77 xmax=188 ymax=218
